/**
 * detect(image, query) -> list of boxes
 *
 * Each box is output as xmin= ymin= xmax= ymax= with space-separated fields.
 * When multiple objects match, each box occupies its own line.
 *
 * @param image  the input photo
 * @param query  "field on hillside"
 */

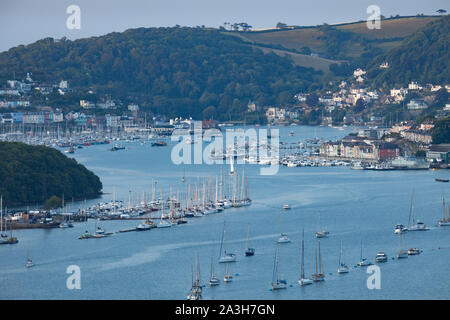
xmin=232 ymin=16 xmax=440 ymax=59
xmin=253 ymin=46 xmax=340 ymax=72
xmin=336 ymin=16 xmax=438 ymax=39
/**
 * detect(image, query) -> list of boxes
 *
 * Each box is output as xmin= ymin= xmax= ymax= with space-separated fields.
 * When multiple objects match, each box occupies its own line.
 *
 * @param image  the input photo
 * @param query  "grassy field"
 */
xmin=336 ymin=16 xmax=439 ymax=39
xmin=232 ymin=16 xmax=440 ymax=58
xmin=252 ymin=45 xmax=340 ymax=72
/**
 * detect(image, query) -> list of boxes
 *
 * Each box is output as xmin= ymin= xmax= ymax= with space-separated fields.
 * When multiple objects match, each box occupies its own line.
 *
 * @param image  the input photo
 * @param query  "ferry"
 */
xmin=390 ymin=157 xmax=429 ymax=170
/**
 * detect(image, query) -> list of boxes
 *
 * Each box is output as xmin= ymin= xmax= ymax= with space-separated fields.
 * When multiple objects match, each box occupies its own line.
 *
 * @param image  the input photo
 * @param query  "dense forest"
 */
xmin=367 ymin=15 xmax=449 ymax=87
xmin=0 ymin=142 xmax=102 ymax=206
xmin=432 ymin=116 xmax=450 ymax=144
xmin=0 ymin=27 xmax=322 ymax=120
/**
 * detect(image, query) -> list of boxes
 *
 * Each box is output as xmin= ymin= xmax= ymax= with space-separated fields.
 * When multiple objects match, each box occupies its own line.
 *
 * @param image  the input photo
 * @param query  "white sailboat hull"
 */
xmin=298 ymin=278 xmax=313 ymax=286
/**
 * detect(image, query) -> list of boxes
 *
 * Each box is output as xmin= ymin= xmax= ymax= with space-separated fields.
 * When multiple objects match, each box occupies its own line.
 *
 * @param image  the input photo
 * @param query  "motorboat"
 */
xmin=277 ymin=233 xmax=291 ymax=243
xmin=394 ymin=224 xmax=408 ymax=234
xmin=407 ymin=248 xmax=421 ymax=255
xmin=375 ymin=252 xmax=388 ymax=263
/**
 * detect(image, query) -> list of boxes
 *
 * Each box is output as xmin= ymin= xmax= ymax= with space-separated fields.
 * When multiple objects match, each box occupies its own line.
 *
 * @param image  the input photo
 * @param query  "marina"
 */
xmin=0 ymin=125 xmax=450 ymax=299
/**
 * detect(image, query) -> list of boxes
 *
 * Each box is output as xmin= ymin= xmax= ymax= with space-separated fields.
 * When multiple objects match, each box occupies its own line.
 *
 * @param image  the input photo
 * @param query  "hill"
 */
xmin=367 ymin=15 xmax=449 ymax=87
xmin=232 ymin=16 xmax=440 ymax=70
xmin=0 ymin=142 xmax=102 ymax=206
xmin=0 ymin=27 xmax=322 ymax=120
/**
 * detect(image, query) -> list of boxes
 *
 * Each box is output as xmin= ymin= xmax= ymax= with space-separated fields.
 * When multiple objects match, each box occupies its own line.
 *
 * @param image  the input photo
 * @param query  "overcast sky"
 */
xmin=0 ymin=0 xmax=448 ymax=52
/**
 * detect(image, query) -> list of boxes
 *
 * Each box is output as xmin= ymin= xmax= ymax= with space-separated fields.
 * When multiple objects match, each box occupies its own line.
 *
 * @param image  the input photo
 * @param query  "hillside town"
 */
xmin=1 ymin=68 xmax=449 ymax=169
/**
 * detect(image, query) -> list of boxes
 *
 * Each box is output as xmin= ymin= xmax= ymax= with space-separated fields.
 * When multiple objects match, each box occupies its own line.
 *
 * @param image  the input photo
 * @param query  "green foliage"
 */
xmin=432 ymin=117 xmax=450 ymax=144
xmin=367 ymin=15 xmax=450 ymax=87
xmin=45 ymin=195 xmax=62 ymax=209
xmin=0 ymin=142 xmax=102 ymax=206
xmin=415 ymin=150 xmax=426 ymax=158
xmin=0 ymin=27 xmax=320 ymax=120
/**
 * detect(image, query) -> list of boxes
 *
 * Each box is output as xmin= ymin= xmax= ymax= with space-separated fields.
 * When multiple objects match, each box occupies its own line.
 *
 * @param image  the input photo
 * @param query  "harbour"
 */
xmin=0 ymin=125 xmax=449 ymax=299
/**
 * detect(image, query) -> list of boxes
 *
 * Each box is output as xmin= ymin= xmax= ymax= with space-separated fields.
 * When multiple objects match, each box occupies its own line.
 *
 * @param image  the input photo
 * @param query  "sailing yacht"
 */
xmin=59 ymin=195 xmax=70 ymax=228
xmin=209 ymin=256 xmax=220 ymax=286
xmin=337 ymin=241 xmax=350 ymax=274
xmin=229 ymin=155 xmax=235 ymax=176
xmin=0 ymin=195 xmax=8 ymax=241
xmin=78 ymin=210 xmax=94 ymax=239
xmin=311 ymin=240 xmax=325 ymax=282
xmin=271 ymin=243 xmax=287 ymax=290
xmin=396 ymin=232 xmax=409 ymax=259
xmin=315 ymin=213 xmax=329 ymax=238
xmin=186 ymin=255 xmax=202 ymax=300
xmin=0 ymin=197 xmax=18 ymax=245
xmin=438 ymin=196 xmax=450 ymax=226
xmin=218 ymin=222 xmax=236 ymax=263
xmin=245 ymin=224 xmax=255 ymax=256
xmin=407 ymin=191 xmax=429 ymax=231
xmin=224 ymin=263 xmax=233 ymax=282
xmin=357 ymin=240 xmax=373 ymax=267
xmin=157 ymin=194 xmax=171 ymax=228
xmin=298 ymin=229 xmax=313 ymax=286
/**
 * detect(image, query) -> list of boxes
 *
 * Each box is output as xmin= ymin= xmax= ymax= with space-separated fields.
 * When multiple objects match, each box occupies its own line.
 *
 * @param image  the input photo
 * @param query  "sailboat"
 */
xmin=357 ymin=240 xmax=373 ymax=267
xmin=298 ymin=229 xmax=313 ymax=286
xmin=78 ymin=209 xmax=94 ymax=239
xmin=218 ymin=222 xmax=236 ymax=263
xmin=438 ymin=196 xmax=450 ymax=226
xmin=209 ymin=256 xmax=220 ymax=286
xmin=223 ymin=262 xmax=233 ymax=282
xmin=315 ymin=213 xmax=329 ymax=238
xmin=94 ymin=219 xmax=112 ymax=238
xmin=245 ymin=224 xmax=255 ymax=256
xmin=229 ymin=155 xmax=235 ymax=176
xmin=0 ymin=195 xmax=8 ymax=241
xmin=157 ymin=190 xmax=171 ymax=228
xmin=0 ymin=197 xmax=18 ymax=245
xmin=407 ymin=191 xmax=429 ymax=231
xmin=271 ymin=243 xmax=287 ymax=290
xmin=396 ymin=232 xmax=408 ymax=259
xmin=337 ymin=240 xmax=349 ymax=274
xmin=186 ymin=254 xmax=202 ymax=300
xmin=59 ymin=195 xmax=69 ymax=228
xmin=311 ymin=240 xmax=325 ymax=281
xmin=394 ymin=199 xmax=408 ymax=234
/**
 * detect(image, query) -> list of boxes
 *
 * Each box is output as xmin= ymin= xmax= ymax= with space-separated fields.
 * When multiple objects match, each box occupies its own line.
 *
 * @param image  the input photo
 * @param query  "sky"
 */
xmin=0 ymin=0 xmax=448 ymax=52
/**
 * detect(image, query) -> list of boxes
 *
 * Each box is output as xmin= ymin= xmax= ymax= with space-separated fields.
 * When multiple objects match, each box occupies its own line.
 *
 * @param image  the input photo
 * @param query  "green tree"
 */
xmin=45 ymin=196 xmax=62 ymax=209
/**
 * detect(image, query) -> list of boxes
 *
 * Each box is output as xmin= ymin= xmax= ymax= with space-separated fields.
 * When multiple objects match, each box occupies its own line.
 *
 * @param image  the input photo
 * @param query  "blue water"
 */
xmin=1 ymin=125 xmax=449 ymax=299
